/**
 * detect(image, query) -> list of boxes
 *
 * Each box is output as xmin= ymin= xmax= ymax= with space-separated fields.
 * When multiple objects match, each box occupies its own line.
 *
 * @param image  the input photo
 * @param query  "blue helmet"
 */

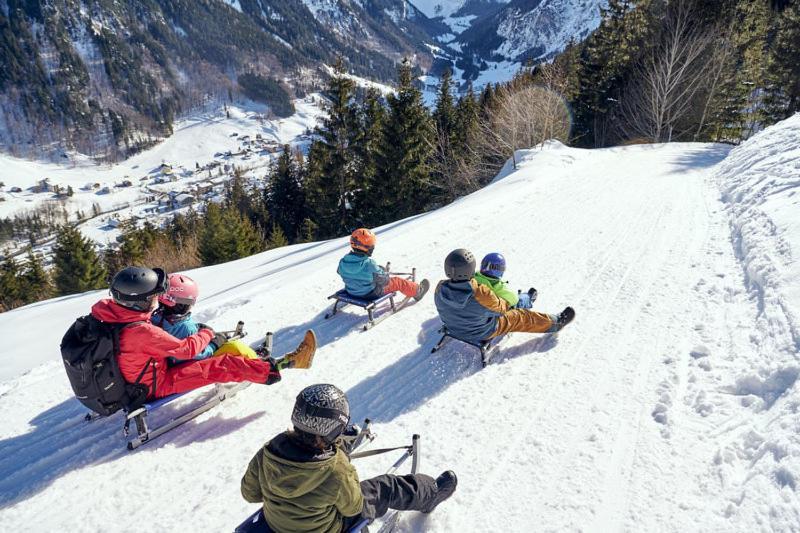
xmin=480 ymin=252 xmax=506 ymax=279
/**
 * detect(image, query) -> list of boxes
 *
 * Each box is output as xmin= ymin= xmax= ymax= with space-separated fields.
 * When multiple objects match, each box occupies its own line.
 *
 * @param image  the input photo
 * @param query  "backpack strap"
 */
xmin=131 ymin=356 xmax=156 ymax=399
xmin=114 ymin=321 xmax=156 ymax=399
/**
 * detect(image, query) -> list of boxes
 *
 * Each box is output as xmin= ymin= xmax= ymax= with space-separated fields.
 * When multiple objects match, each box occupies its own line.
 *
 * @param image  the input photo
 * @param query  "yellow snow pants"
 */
xmin=212 ymin=339 xmax=259 ymax=359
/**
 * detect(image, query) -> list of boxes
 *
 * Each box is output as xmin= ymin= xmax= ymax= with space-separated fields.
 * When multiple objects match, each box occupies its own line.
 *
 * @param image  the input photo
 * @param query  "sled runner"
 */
xmin=325 ymin=264 xmax=417 ymax=331
xmin=122 ymin=381 xmax=250 ymax=450
xmin=234 ymin=422 xmax=421 ymax=533
xmin=430 ymin=325 xmax=509 ymax=367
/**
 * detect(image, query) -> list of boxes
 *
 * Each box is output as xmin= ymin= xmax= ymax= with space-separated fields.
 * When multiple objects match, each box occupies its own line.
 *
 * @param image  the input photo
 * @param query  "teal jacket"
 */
xmin=337 ymin=252 xmax=389 ymax=297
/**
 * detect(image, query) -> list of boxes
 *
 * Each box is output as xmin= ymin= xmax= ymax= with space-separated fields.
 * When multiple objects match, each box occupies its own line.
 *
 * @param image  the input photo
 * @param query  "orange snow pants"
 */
xmin=384 ymin=276 xmax=419 ymax=298
xmin=488 ymin=309 xmax=555 ymax=339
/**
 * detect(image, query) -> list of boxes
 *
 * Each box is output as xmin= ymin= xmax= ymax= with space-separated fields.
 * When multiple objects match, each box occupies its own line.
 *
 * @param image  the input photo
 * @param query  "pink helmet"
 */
xmin=159 ymin=273 xmax=199 ymax=307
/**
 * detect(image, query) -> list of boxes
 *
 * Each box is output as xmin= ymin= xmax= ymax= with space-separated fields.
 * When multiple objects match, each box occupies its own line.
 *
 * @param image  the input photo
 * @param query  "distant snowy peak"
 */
xmin=457 ymin=0 xmax=606 ymax=63
xmin=301 ymin=0 xmax=368 ymax=36
xmin=493 ymin=0 xmax=606 ymax=60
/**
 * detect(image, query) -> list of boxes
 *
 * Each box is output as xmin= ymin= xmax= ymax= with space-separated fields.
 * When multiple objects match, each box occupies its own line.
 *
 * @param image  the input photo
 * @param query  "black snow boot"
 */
xmin=414 ymin=279 xmax=431 ymax=302
xmin=421 ymin=471 xmax=458 ymax=513
xmin=554 ymin=306 xmax=575 ymax=331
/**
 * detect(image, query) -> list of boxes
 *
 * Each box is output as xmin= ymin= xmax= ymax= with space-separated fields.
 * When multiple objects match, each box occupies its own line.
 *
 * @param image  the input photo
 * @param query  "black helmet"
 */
xmin=291 ymin=384 xmax=350 ymax=443
xmin=444 ymin=249 xmax=476 ymax=282
xmin=110 ymin=266 xmax=168 ymax=311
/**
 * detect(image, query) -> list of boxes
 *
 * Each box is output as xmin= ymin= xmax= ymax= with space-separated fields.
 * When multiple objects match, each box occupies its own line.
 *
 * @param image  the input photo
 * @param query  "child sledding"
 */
xmin=433 ymin=249 xmax=575 ymax=366
xmin=61 ymin=266 xmax=317 ymax=449
xmin=237 ymin=384 xmax=457 ymax=533
xmin=326 ymin=228 xmax=430 ymax=330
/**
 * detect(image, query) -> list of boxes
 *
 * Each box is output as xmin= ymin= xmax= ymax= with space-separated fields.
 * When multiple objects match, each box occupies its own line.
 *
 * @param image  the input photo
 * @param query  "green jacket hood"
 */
xmin=473 ymin=273 xmax=519 ymax=307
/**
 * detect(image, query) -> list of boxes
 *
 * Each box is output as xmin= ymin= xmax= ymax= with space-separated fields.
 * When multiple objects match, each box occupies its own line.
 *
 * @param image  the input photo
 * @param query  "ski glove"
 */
xmin=516 ymin=293 xmax=533 ymax=309
xmin=209 ymin=332 xmax=228 ymax=351
xmin=196 ymin=323 xmax=213 ymax=334
xmin=516 ymin=288 xmax=537 ymax=309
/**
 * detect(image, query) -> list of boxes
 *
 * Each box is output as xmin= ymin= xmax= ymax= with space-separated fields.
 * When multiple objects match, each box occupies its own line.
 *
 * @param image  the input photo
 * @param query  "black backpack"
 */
xmin=61 ymin=315 xmax=151 ymax=416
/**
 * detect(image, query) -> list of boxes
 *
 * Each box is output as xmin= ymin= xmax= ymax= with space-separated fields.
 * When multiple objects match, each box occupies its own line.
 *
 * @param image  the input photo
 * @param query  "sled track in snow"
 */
xmin=467 ymin=199 xmax=673 ymax=524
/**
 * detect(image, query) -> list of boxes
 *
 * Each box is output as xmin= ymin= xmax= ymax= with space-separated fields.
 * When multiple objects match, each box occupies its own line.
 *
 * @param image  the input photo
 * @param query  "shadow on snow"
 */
xmin=0 ymin=388 xmax=266 ymax=510
xmin=346 ymin=317 xmax=561 ymax=425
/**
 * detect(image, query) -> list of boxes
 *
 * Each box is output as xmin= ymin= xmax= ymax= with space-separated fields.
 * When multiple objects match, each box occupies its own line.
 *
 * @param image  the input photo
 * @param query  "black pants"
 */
xmin=342 ymin=473 xmax=437 ymax=530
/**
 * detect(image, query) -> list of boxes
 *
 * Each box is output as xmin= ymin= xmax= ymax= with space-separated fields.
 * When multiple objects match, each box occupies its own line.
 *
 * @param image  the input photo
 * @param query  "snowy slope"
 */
xmin=2 ymin=125 xmax=800 ymax=531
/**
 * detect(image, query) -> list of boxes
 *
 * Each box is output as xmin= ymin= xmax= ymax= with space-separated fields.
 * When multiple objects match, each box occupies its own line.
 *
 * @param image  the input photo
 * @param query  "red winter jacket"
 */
xmin=91 ymin=299 xmax=214 ymax=395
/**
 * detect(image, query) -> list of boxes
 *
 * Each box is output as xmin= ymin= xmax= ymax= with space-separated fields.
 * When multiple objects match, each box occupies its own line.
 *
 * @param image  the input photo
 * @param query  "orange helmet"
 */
xmin=350 ymin=228 xmax=376 ymax=255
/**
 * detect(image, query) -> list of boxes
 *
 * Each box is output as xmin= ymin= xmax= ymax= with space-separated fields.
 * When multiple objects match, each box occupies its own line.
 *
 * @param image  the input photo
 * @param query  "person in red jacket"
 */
xmin=91 ymin=266 xmax=315 ymax=399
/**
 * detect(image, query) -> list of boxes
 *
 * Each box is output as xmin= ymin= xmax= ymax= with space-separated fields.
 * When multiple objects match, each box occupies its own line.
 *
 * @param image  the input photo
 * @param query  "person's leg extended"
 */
xmin=490 ymin=309 xmax=557 ymax=338
xmin=156 ymin=355 xmax=278 ymax=397
xmin=356 ymin=474 xmax=437 ymax=523
xmin=383 ymin=277 xmax=419 ymax=298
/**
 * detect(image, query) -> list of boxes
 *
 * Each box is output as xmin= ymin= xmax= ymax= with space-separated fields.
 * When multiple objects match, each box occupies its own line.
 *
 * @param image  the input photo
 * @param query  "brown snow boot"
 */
xmin=278 ymin=330 xmax=316 ymax=370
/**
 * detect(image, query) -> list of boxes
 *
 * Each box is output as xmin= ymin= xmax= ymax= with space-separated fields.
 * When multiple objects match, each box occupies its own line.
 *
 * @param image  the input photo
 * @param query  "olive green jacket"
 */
xmin=473 ymin=272 xmax=519 ymax=307
xmin=241 ymin=433 xmax=363 ymax=533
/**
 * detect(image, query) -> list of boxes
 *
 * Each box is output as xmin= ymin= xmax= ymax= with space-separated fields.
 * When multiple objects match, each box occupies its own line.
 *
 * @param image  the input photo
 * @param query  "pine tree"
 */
xmin=376 ymin=59 xmax=435 ymax=220
xmin=117 ymin=220 xmax=158 ymax=265
xmin=572 ymin=0 xmax=654 ymax=146
xmin=266 ymin=145 xmax=306 ymax=241
xmin=304 ymin=60 xmax=362 ymax=237
xmin=433 ymin=69 xmax=456 ymax=138
xmin=52 ymin=225 xmax=107 ymax=295
xmin=732 ymin=0 xmax=772 ymax=138
xmin=266 ymin=223 xmax=289 ymax=249
xmin=22 ymin=247 xmax=53 ymax=303
xmin=479 ymin=84 xmax=495 ymax=117
xmin=357 ymin=88 xmax=387 ymax=226
xmin=199 ymin=203 xmax=264 ymax=265
xmin=455 ymin=86 xmax=479 ymax=158
xmin=0 ymin=255 xmax=23 ymax=310
xmin=764 ymin=2 xmax=800 ymax=121
xmin=298 ymin=218 xmax=318 ymax=243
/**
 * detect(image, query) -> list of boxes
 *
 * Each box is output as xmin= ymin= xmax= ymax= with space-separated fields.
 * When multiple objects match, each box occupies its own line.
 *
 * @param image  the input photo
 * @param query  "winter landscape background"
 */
xmin=2 ymin=0 xmax=800 ymax=531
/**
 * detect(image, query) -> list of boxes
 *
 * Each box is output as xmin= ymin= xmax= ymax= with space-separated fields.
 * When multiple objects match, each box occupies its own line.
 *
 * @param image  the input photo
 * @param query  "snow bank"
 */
xmin=718 ymin=113 xmax=800 ymax=342
xmin=711 ymin=113 xmax=800 ymax=530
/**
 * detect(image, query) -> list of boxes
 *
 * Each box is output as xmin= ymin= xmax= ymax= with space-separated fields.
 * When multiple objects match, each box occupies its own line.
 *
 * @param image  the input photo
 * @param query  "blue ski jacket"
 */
xmin=434 ymin=279 xmax=508 ymax=344
xmin=337 ymin=252 xmax=389 ymax=297
xmin=152 ymin=311 xmax=216 ymax=360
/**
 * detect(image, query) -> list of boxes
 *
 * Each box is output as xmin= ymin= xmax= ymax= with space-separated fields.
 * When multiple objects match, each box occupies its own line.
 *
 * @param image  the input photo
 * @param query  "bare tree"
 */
xmin=619 ymin=0 xmax=718 ymax=142
xmin=477 ymin=84 xmax=571 ymax=170
xmin=694 ymin=31 xmax=736 ymax=141
xmin=429 ymin=124 xmax=481 ymax=202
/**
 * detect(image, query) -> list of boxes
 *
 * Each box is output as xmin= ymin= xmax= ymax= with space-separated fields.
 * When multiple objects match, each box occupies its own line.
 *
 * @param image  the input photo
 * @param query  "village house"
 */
xmin=35 ymin=178 xmax=51 ymax=193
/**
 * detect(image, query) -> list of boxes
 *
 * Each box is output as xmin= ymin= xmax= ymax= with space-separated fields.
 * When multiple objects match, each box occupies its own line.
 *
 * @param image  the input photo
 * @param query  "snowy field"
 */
xmin=0 ymin=97 xmax=324 ymax=254
xmin=1 ymin=115 xmax=800 ymax=531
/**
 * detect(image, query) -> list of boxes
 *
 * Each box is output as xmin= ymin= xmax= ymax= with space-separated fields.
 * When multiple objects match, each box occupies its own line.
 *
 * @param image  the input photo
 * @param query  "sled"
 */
xmin=325 ymin=263 xmax=417 ymax=331
xmin=122 ymin=328 xmax=275 ymax=450
xmin=430 ymin=325 xmax=508 ymax=367
xmin=83 ymin=323 xmax=276 ymax=450
xmin=234 ymin=424 xmax=421 ymax=533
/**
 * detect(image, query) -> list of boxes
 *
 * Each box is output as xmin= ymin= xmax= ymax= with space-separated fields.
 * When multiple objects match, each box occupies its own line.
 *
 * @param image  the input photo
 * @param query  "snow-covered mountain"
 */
xmin=456 ymin=0 xmax=607 ymax=63
xmin=413 ymin=0 xmax=607 ymax=84
xmin=2 ymin=114 xmax=799 ymax=531
xmin=0 ymin=0 xmax=433 ymax=158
